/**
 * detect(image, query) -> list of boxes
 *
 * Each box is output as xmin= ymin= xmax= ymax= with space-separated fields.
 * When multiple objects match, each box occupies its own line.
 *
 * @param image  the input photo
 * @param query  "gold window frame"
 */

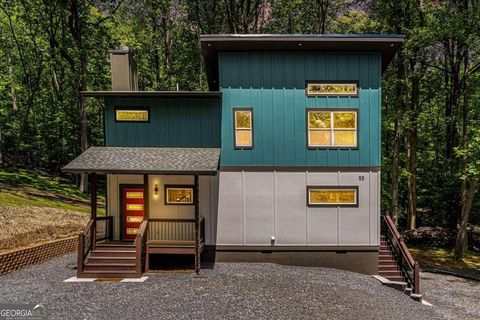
xmin=307 ymin=109 xmax=358 ymax=148
xmin=164 ymin=185 xmax=195 ymax=205
xmin=307 ymin=186 xmax=359 ymax=207
xmin=306 ymin=81 xmax=358 ymax=97
xmin=233 ymin=108 xmax=253 ymax=149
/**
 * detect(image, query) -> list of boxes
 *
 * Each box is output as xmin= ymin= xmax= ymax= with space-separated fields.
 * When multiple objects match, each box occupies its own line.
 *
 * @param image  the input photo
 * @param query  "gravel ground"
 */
xmin=0 ymin=254 xmax=442 ymax=320
xmin=421 ymin=272 xmax=480 ymax=320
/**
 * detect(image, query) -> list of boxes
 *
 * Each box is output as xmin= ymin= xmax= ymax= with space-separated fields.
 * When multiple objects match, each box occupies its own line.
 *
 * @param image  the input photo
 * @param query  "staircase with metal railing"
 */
xmin=380 ymin=215 xmax=420 ymax=294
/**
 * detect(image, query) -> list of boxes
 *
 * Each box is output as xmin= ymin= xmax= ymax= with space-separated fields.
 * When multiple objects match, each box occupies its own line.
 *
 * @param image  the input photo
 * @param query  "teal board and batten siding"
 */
xmin=218 ymin=52 xmax=381 ymax=167
xmin=104 ymin=98 xmax=221 ymax=147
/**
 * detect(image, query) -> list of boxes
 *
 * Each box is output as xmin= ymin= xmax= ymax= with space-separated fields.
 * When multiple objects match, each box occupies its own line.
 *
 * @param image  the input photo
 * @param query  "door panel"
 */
xmin=123 ymin=188 xmax=145 ymax=240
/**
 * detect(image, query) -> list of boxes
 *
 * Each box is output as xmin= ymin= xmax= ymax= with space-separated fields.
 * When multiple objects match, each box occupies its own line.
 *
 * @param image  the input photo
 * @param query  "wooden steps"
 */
xmin=378 ymin=236 xmax=405 ymax=282
xmin=77 ymin=243 xmax=140 ymax=278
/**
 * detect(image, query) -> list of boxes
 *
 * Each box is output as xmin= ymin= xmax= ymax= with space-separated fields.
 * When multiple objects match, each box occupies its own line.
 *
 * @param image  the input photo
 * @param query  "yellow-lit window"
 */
xmin=165 ymin=186 xmax=194 ymax=205
xmin=306 ymin=82 xmax=358 ymax=96
xmin=307 ymin=187 xmax=358 ymax=206
xmin=126 ymin=228 xmax=139 ymax=235
xmin=308 ymin=110 xmax=357 ymax=148
xmin=234 ymin=109 xmax=253 ymax=148
xmin=126 ymin=216 xmax=144 ymax=223
xmin=126 ymin=204 xmax=144 ymax=211
xmin=126 ymin=191 xmax=143 ymax=199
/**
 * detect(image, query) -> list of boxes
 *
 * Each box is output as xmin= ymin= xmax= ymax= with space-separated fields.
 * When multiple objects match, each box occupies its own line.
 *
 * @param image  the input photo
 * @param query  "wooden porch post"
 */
xmin=90 ymin=173 xmax=97 ymax=249
xmin=143 ymin=174 xmax=149 ymax=220
xmin=194 ymin=174 xmax=200 ymax=274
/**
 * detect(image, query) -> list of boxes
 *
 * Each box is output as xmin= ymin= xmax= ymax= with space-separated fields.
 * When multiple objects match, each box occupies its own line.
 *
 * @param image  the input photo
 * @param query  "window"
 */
xmin=307 ymin=109 xmax=357 ymax=148
xmin=115 ymin=107 xmax=149 ymax=122
xmin=233 ymin=108 xmax=253 ymax=148
xmin=307 ymin=186 xmax=358 ymax=207
xmin=306 ymin=81 xmax=358 ymax=97
xmin=165 ymin=185 xmax=195 ymax=205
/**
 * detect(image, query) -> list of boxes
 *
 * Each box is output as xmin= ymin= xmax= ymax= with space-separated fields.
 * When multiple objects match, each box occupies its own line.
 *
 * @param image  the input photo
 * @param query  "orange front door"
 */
xmin=122 ymin=188 xmax=145 ymax=240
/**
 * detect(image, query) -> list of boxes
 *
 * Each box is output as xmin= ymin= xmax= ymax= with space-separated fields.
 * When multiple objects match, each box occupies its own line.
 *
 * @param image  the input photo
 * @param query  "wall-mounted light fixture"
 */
xmin=154 ymin=184 xmax=159 ymax=195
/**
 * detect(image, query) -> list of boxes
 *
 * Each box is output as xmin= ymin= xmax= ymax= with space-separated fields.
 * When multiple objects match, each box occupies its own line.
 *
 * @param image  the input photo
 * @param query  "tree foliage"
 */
xmin=1 ymin=0 xmax=480 ymax=258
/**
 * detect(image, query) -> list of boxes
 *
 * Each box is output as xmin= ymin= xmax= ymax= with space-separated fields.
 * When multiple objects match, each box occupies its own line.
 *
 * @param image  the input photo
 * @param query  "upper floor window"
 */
xmin=234 ymin=108 xmax=253 ymax=148
xmin=306 ymin=81 xmax=358 ymax=97
xmin=307 ymin=109 xmax=358 ymax=148
xmin=115 ymin=107 xmax=149 ymax=122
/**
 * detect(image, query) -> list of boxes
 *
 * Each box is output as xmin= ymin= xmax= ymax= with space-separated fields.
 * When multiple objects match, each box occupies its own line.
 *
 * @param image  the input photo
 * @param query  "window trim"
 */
xmin=306 ymin=186 xmax=359 ymax=208
xmin=233 ymin=107 xmax=254 ymax=149
xmin=305 ymin=80 xmax=359 ymax=97
xmin=306 ymin=108 xmax=359 ymax=150
xmin=114 ymin=106 xmax=150 ymax=123
xmin=164 ymin=184 xmax=196 ymax=206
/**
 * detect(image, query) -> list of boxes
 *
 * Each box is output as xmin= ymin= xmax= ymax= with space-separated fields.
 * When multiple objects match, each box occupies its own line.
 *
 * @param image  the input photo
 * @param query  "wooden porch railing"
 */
xmin=382 ymin=215 xmax=420 ymax=294
xmin=77 ymin=217 xmax=114 ymax=273
xmin=95 ymin=216 xmax=113 ymax=242
xmin=147 ymin=218 xmax=205 ymax=242
xmin=77 ymin=219 xmax=94 ymax=273
xmin=134 ymin=220 xmax=149 ymax=275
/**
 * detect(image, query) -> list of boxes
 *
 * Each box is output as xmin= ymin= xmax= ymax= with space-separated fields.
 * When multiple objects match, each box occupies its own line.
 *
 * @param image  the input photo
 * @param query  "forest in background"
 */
xmin=0 ymin=0 xmax=479 ymax=260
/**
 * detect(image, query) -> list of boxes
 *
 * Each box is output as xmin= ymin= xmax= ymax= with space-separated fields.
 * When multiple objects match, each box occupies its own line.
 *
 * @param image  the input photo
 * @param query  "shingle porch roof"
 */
xmin=62 ymin=147 xmax=220 ymax=175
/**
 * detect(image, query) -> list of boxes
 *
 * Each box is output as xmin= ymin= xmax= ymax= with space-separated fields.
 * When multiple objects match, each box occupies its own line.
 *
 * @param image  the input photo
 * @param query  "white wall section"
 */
xmin=216 ymin=171 xmax=380 ymax=247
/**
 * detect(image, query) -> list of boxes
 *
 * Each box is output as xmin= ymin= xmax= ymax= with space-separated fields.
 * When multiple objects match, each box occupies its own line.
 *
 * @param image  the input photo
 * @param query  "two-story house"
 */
xmin=63 ymin=34 xmax=404 ymax=280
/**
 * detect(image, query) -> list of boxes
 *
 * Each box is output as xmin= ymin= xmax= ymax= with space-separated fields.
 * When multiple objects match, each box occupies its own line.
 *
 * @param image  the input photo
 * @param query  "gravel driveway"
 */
xmin=0 ymin=254 xmax=442 ymax=320
xmin=421 ymin=272 xmax=480 ymax=320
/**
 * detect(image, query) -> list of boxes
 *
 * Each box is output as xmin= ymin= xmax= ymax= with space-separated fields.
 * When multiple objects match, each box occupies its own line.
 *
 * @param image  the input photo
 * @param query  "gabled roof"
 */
xmin=200 ymin=34 xmax=404 ymax=90
xmin=62 ymin=147 xmax=220 ymax=175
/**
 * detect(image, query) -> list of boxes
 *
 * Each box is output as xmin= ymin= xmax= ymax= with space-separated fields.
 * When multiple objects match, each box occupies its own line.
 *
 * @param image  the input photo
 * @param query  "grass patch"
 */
xmin=0 ymin=167 xmax=104 ymax=214
xmin=410 ymin=246 xmax=480 ymax=270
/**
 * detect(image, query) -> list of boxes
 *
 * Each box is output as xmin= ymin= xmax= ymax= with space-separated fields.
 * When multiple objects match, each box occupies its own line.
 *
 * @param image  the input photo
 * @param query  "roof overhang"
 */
xmin=79 ymin=91 xmax=222 ymax=99
xmin=200 ymin=34 xmax=405 ymax=90
xmin=62 ymin=147 xmax=220 ymax=175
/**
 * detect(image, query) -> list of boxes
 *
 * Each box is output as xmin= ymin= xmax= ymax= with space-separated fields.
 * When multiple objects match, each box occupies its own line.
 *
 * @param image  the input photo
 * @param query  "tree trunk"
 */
xmin=391 ymin=58 xmax=405 ymax=224
xmin=7 ymin=47 xmax=17 ymax=111
xmin=407 ymin=59 xmax=420 ymax=230
xmin=68 ymin=0 xmax=88 ymax=193
xmin=454 ymin=177 xmax=478 ymax=261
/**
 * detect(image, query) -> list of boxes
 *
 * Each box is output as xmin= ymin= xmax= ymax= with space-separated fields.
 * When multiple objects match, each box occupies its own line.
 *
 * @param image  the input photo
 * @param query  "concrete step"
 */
xmin=379 ymin=270 xmax=403 ymax=277
xmin=383 ymin=275 xmax=405 ymax=282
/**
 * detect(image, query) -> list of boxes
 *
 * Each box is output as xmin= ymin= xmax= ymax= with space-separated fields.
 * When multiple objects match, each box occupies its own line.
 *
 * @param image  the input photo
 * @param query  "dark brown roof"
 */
xmin=200 ymin=34 xmax=405 ymax=90
xmin=62 ymin=147 xmax=220 ymax=175
xmin=79 ymin=91 xmax=221 ymax=99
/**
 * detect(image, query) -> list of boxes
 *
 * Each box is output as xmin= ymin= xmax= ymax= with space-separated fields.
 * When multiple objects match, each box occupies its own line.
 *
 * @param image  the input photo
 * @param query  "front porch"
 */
xmin=62 ymin=147 xmax=219 ymax=278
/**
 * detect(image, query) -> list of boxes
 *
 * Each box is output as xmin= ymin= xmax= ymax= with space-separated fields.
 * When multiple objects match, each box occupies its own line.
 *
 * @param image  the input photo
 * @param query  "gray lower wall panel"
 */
xmin=214 ymin=248 xmax=379 ymax=275
xmin=244 ymin=172 xmax=275 ymax=245
xmin=216 ymin=171 xmax=380 ymax=247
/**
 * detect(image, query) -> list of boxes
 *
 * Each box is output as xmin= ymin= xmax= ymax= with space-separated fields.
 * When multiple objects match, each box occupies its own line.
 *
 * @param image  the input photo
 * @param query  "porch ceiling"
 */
xmin=62 ymin=147 xmax=220 ymax=175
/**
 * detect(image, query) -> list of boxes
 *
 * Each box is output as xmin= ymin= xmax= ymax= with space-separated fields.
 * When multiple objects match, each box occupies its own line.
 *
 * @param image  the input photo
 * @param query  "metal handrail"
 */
xmin=382 ymin=215 xmax=420 ymax=294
